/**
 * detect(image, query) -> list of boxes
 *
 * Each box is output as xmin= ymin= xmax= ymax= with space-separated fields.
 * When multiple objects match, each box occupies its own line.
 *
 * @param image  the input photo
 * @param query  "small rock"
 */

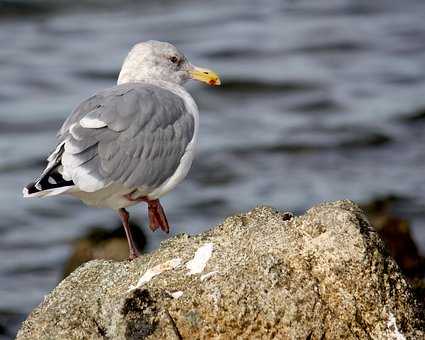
xmin=362 ymin=196 xmax=425 ymax=279
xmin=0 ymin=310 xmax=24 ymax=339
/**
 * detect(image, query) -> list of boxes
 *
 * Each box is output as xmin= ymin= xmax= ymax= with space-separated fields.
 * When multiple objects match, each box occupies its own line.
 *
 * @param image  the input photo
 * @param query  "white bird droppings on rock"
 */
xmin=129 ymin=258 xmax=182 ymax=290
xmin=186 ymin=243 xmax=213 ymax=275
xmin=387 ymin=312 xmax=406 ymax=340
xmin=200 ymin=271 xmax=219 ymax=281
xmin=168 ymin=291 xmax=184 ymax=299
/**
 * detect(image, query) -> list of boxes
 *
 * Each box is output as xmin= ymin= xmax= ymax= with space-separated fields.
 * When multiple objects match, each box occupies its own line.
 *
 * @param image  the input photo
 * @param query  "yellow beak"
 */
xmin=189 ymin=66 xmax=221 ymax=86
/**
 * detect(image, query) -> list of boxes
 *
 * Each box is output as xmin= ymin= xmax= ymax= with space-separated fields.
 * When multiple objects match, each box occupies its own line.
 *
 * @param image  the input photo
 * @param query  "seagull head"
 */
xmin=118 ymin=40 xmax=220 ymax=86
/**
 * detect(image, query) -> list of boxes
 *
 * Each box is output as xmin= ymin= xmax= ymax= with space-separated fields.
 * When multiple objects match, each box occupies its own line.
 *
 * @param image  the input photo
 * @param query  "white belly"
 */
xmin=70 ymin=183 xmax=136 ymax=209
xmin=70 ymin=145 xmax=196 ymax=210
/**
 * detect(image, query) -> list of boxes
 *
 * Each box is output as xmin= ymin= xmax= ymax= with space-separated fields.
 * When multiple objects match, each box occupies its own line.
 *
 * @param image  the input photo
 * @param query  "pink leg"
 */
xmin=117 ymin=208 xmax=141 ymax=260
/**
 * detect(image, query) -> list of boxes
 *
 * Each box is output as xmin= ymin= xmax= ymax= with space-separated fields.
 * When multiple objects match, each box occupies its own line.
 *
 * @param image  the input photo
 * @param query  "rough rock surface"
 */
xmin=17 ymin=201 xmax=424 ymax=339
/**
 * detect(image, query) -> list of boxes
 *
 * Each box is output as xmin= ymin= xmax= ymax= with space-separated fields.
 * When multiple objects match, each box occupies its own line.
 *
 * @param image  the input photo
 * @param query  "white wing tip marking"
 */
xmin=22 ymin=187 xmax=30 ymax=197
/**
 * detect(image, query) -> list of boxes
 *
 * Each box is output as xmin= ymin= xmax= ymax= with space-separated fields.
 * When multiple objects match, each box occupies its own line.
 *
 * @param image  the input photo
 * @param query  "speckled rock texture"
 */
xmin=17 ymin=201 xmax=425 ymax=339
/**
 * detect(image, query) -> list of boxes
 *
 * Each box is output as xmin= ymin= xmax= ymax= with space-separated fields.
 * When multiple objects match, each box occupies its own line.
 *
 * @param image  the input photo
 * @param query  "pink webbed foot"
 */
xmin=123 ymin=194 xmax=170 ymax=233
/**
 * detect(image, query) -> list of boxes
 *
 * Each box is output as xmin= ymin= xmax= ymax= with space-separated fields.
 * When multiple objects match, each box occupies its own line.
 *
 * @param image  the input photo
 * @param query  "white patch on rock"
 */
xmin=186 ymin=243 xmax=213 ymax=275
xmin=168 ymin=291 xmax=184 ymax=299
xmin=200 ymin=271 xmax=219 ymax=281
xmin=129 ymin=258 xmax=182 ymax=291
xmin=387 ymin=312 xmax=406 ymax=340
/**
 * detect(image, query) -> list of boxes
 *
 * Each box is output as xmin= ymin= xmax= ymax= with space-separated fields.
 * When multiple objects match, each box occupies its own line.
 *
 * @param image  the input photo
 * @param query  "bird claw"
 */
xmin=128 ymin=249 xmax=141 ymax=261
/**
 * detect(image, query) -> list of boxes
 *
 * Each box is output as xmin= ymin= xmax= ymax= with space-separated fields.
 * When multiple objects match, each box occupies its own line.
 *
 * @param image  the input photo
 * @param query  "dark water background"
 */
xmin=1 ymin=0 xmax=425 ymax=337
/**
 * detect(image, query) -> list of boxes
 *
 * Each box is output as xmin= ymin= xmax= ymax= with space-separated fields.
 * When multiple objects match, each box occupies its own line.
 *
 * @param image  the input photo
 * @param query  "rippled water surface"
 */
xmin=1 ymin=0 xmax=425 ymax=337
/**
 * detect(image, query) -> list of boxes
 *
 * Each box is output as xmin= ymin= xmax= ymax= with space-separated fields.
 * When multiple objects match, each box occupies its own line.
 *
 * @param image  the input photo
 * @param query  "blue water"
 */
xmin=1 ymin=0 xmax=425 ymax=337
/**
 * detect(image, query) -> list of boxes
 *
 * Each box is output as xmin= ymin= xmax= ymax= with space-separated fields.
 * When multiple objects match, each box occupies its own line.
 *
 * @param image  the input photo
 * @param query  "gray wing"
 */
xmin=58 ymin=83 xmax=195 ymax=192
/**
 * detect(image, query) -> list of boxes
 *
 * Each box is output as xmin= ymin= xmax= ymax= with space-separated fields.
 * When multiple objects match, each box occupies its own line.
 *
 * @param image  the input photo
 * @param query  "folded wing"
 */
xmin=26 ymin=83 xmax=195 ymax=196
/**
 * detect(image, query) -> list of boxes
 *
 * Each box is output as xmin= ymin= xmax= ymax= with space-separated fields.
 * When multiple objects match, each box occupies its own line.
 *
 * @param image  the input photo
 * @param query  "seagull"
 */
xmin=23 ymin=40 xmax=220 ymax=260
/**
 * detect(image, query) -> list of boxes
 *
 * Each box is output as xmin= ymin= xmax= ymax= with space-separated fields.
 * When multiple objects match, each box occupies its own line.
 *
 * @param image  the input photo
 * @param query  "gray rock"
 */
xmin=17 ymin=201 xmax=425 ymax=339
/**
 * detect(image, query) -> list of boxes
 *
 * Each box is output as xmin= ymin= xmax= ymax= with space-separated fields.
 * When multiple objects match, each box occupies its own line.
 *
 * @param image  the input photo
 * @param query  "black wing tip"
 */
xmin=23 ymin=175 xmax=75 ymax=198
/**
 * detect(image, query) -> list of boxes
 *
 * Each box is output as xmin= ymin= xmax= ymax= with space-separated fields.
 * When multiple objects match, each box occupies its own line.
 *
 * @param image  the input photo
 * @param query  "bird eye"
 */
xmin=169 ymin=56 xmax=179 ymax=64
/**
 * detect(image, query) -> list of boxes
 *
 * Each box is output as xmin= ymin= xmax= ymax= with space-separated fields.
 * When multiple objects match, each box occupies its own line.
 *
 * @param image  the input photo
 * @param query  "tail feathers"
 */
xmin=23 ymin=143 xmax=75 ymax=198
xmin=23 ymin=169 xmax=74 ymax=198
xmin=23 ymin=182 xmax=73 ymax=198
